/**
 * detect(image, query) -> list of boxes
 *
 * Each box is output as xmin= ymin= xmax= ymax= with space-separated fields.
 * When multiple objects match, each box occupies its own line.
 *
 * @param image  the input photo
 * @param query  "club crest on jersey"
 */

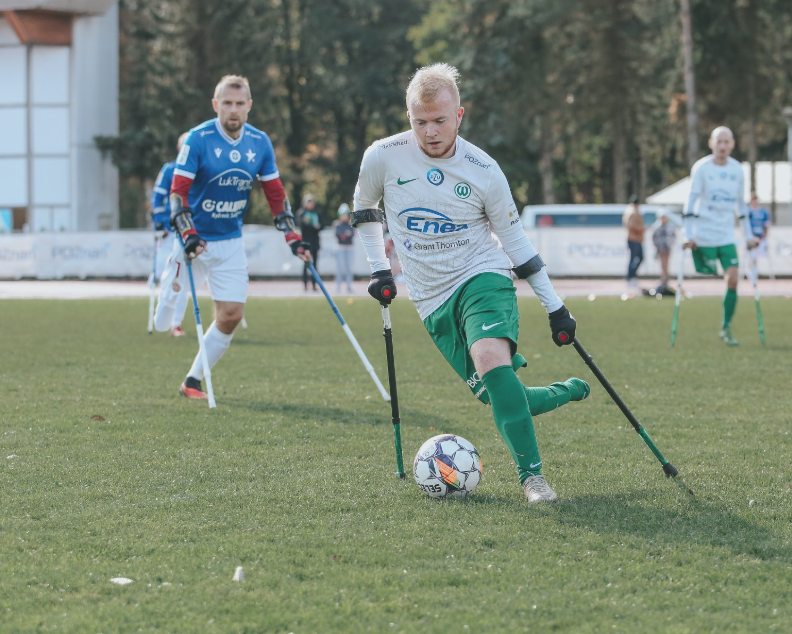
xmin=230 ymin=150 xmax=241 ymax=163
xmin=455 ymin=182 xmax=471 ymax=199
xmin=397 ymin=207 xmax=468 ymax=235
xmin=173 ymin=282 xmax=181 ymax=292
xmin=426 ymin=169 xmax=444 ymax=186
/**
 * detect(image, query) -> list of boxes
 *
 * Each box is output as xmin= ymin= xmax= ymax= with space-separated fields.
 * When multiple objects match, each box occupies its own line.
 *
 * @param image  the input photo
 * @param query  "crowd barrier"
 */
xmin=1 ymin=225 xmax=790 ymax=280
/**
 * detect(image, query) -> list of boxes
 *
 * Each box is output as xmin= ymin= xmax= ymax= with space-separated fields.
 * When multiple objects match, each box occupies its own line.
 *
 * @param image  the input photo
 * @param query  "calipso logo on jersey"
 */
xmin=202 ymin=199 xmax=247 ymax=216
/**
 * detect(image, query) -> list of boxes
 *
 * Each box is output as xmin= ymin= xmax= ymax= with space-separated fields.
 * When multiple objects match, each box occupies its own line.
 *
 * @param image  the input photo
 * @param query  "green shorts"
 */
xmin=692 ymin=244 xmax=739 ymax=276
xmin=423 ymin=272 xmax=520 ymax=405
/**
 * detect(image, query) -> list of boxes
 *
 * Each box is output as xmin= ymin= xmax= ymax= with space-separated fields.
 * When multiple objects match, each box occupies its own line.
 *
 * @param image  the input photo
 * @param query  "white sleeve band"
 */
xmin=356 ymin=222 xmax=390 ymax=272
xmin=498 ymin=222 xmax=538 ymax=268
xmin=525 ymin=268 xmax=564 ymax=314
xmin=684 ymin=214 xmax=695 ymax=241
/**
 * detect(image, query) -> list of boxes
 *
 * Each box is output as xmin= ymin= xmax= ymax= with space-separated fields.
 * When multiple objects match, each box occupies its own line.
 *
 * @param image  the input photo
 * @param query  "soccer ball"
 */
xmin=413 ymin=434 xmax=482 ymax=499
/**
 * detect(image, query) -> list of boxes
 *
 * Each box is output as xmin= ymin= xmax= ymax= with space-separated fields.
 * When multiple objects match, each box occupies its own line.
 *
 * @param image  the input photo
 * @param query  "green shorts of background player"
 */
xmin=688 ymin=243 xmax=740 ymax=346
xmin=422 ymin=273 xmax=590 ymax=498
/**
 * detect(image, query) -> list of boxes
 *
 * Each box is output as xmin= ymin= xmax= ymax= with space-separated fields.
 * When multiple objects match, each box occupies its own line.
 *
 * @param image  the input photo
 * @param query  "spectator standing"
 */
xmin=298 ymin=194 xmax=323 ymax=291
xmin=334 ymin=203 xmax=355 ymax=293
xmin=652 ymin=211 xmax=676 ymax=293
xmin=623 ymin=195 xmax=645 ymax=291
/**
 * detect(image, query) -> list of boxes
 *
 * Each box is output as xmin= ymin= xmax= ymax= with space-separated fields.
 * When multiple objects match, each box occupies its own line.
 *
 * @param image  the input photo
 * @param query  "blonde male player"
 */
xmin=352 ymin=63 xmax=589 ymax=504
xmin=158 ymin=75 xmax=309 ymax=399
xmin=683 ymin=127 xmax=759 ymax=346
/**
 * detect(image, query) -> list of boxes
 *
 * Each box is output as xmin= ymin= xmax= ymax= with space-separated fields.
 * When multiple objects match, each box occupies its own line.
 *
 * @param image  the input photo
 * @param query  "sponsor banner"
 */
xmin=0 ymin=235 xmax=38 ymax=279
xmin=2 ymin=227 xmax=791 ymax=279
xmin=531 ymin=227 xmax=792 ymax=277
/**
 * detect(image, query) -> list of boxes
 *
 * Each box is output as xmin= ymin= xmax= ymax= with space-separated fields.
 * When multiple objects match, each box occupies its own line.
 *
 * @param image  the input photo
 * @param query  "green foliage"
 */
xmin=104 ymin=0 xmax=792 ymax=225
xmin=1 ymin=296 xmax=791 ymax=632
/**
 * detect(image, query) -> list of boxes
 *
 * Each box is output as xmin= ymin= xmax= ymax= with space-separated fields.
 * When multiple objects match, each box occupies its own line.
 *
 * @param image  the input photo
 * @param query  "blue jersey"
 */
xmin=749 ymin=207 xmax=769 ymax=238
xmin=151 ymin=161 xmax=176 ymax=227
xmin=173 ymin=119 xmax=279 ymax=241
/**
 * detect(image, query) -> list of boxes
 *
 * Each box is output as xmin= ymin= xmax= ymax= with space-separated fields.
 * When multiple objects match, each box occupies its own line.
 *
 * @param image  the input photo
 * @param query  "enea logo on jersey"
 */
xmin=397 ymin=207 xmax=468 ymax=235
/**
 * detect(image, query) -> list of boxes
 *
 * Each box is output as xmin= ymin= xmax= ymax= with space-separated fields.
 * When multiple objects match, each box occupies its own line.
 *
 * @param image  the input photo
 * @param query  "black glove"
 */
xmin=548 ymin=305 xmax=576 ymax=346
xmin=288 ymin=238 xmax=312 ymax=258
xmin=368 ymin=269 xmax=397 ymax=304
xmin=182 ymin=231 xmax=206 ymax=259
xmin=154 ymin=221 xmax=166 ymax=232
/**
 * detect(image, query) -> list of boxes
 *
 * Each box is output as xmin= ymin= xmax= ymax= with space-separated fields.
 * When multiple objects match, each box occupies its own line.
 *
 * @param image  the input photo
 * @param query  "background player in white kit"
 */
xmin=683 ymin=127 xmax=759 ymax=346
xmin=151 ymin=132 xmax=190 ymax=337
xmin=353 ymin=64 xmax=589 ymax=503
xmin=158 ymin=75 xmax=310 ymax=399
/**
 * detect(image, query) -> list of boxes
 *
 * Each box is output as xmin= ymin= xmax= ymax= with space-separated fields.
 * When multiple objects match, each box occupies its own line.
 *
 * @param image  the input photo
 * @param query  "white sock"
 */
xmin=154 ymin=300 xmax=175 ymax=332
xmin=187 ymin=322 xmax=234 ymax=380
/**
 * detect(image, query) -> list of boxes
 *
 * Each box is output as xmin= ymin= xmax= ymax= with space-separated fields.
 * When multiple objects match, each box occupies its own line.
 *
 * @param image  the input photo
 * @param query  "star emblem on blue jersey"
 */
xmin=246 ymin=149 xmax=256 ymax=162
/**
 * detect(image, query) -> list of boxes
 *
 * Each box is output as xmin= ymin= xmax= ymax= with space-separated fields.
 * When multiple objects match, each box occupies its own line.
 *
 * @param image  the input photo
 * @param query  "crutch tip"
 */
xmin=396 ymin=472 xmax=406 ymax=479
xmin=662 ymin=462 xmax=678 ymax=478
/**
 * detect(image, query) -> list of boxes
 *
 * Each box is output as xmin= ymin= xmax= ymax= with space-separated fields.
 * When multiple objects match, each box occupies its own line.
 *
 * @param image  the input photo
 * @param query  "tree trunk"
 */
xmin=679 ymin=0 xmax=699 ymax=166
xmin=638 ymin=143 xmax=647 ymax=203
xmin=746 ymin=114 xmax=757 ymax=193
xmin=612 ymin=118 xmax=627 ymax=204
xmin=538 ymin=115 xmax=555 ymax=204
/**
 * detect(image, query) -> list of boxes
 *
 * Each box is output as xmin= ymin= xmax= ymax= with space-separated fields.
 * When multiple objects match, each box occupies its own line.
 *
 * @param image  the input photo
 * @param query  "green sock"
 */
xmin=723 ymin=288 xmax=737 ymax=327
xmin=524 ymin=382 xmax=575 ymax=416
xmin=524 ymin=378 xmax=590 ymax=416
xmin=482 ymin=365 xmax=542 ymax=483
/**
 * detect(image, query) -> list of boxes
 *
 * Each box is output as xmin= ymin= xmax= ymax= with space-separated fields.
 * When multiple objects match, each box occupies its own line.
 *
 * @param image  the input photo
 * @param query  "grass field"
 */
xmin=2 ymin=293 xmax=791 ymax=633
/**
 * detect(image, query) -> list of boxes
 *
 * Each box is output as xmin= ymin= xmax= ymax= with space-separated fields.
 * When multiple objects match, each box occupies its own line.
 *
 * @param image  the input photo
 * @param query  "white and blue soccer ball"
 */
xmin=413 ymin=434 xmax=482 ymax=499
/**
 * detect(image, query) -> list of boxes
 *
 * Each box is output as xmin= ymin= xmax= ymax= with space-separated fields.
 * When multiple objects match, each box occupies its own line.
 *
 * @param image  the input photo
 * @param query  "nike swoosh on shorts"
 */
xmin=482 ymin=322 xmax=504 ymax=331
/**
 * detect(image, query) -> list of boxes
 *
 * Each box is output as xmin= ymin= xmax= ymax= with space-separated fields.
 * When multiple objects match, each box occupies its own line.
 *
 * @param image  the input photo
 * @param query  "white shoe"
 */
xmin=522 ymin=475 xmax=558 ymax=503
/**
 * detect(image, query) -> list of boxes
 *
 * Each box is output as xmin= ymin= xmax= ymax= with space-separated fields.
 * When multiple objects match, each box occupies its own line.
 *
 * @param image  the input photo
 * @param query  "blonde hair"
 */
xmin=406 ymin=63 xmax=460 ymax=109
xmin=214 ymin=74 xmax=252 ymax=100
xmin=177 ymin=131 xmax=190 ymax=150
xmin=710 ymin=126 xmax=733 ymax=141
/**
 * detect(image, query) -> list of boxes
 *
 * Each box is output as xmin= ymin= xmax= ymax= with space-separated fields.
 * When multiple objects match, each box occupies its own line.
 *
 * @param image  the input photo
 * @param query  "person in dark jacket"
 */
xmin=298 ymin=194 xmax=323 ymax=291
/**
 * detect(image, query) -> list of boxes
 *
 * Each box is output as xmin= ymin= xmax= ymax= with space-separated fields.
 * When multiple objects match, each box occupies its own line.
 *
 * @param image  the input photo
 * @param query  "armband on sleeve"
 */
xmin=512 ymin=254 xmax=546 ymax=279
xmin=351 ymin=208 xmax=385 ymax=227
xmin=171 ymin=207 xmax=196 ymax=236
xmin=273 ymin=209 xmax=297 ymax=234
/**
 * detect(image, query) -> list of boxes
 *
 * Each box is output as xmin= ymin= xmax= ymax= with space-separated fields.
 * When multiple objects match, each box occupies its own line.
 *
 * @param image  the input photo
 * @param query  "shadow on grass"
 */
xmin=222 ymin=397 xmax=461 ymax=432
xmin=553 ymin=491 xmax=788 ymax=561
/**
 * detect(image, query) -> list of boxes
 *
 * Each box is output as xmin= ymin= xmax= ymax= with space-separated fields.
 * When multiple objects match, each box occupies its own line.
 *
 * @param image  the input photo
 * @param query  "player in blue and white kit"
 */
xmin=156 ymin=75 xmax=310 ymax=399
xmin=747 ymin=191 xmax=771 ymax=262
xmin=150 ymin=132 xmax=190 ymax=336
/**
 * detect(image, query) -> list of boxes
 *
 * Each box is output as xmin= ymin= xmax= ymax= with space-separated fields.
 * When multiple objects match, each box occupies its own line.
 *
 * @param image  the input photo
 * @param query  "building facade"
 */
xmin=0 ymin=1 xmax=119 ymax=232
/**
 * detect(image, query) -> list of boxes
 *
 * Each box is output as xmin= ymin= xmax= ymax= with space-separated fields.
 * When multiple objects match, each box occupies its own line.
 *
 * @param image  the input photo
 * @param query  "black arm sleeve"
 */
xmin=351 ymin=208 xmax=385 ymax=227
xmin=512 ymin=254 xmax=546 ymax=279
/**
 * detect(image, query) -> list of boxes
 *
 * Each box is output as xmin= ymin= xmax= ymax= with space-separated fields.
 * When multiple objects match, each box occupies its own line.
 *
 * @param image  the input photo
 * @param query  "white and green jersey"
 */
xmin=354 ymin=131 xmax=555 ymax=319
xmin=684 ymin=156 xmax=749 ymax=247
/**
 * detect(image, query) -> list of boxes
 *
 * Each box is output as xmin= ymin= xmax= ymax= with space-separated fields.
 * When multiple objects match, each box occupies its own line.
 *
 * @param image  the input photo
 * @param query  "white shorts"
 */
xmin=155 ymin=232 xmax=176 ymax=281
xmin=159 ymin=236 xmax=248 ymax=306
xmin=750 ymin=239 xmax=768 ymax=259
